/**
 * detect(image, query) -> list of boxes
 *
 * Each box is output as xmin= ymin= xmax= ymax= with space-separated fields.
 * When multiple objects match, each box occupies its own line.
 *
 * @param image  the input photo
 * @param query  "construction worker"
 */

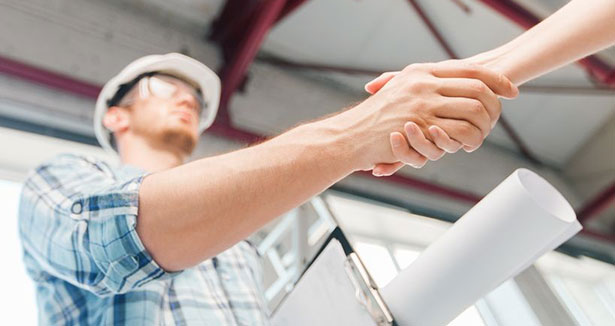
xmin=18 ymin=52 xmax=513 ymax=325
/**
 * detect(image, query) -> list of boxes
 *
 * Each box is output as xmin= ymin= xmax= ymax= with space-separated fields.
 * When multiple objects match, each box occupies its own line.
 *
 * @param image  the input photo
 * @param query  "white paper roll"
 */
xmin=381 ymin=168 xmax=581 ymax=326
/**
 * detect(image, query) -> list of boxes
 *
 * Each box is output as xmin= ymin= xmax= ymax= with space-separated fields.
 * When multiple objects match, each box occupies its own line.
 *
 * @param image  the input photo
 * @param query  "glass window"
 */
xmin=353 ymin=240 xmax=399 ymax=287
xmin=536 ymin=251 xmax=615 ymax=326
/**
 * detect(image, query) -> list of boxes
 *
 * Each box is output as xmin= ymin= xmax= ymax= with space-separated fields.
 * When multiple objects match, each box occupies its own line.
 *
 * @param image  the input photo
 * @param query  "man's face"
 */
xmin=119 ymin=75 xmax=203 ymax=155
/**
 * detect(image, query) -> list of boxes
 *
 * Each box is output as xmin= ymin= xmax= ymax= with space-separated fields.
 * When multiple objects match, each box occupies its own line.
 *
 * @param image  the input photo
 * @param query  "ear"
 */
xmin=102 ymin=106 xmax=131 ymax=134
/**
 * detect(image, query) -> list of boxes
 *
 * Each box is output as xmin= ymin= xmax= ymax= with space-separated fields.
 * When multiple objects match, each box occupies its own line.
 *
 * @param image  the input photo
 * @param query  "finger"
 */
xmin=404 ymin=122 xmax=445 ymax=161
xmin=433 ymin=118 xmax=483 ymax=150
xmin=365 ymin=71 xmax=398 ymax=94
xmin=463 ymin=144 xmax=480 ymax=153
xmin=435 ymin=97 xmax=492 ymax=139
xmin=430 ymin=62 xmax=519 ymax=99
xmin=436 ymin=78 xmax=502 ymax=127
xmin=373 ymin=162 xmax=404 ymax=176
xmin=428 ymin=126 xmax=462 ymax=153
xmin=390 ymin=131 xmax=429 ymax=167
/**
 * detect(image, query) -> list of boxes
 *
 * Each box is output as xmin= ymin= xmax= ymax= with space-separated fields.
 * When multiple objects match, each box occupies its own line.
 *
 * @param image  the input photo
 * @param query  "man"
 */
xmin=19 ymin=53 xmax=516 ymax=325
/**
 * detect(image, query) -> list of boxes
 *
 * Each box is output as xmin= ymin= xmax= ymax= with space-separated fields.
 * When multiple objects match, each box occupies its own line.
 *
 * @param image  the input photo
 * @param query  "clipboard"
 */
xmin=270 ymin=227 xmax=396 ymax=326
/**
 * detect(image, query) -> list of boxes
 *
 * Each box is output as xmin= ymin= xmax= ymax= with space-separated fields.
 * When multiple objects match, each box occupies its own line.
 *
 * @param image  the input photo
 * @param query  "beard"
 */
xmin=160 ymin=126 xmax=197 ymax=155
xmin=133 ymin=121 xmax=197 ymax=156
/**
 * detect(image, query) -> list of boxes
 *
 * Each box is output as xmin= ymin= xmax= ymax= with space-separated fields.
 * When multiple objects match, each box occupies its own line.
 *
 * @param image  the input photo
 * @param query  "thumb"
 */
xmin=364 ymin=71 xmax=398 ymax=94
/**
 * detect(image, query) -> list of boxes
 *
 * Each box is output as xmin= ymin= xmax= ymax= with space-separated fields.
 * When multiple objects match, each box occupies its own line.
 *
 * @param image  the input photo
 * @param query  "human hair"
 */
xmin=107 ymin=78 xmax=142 ymax=151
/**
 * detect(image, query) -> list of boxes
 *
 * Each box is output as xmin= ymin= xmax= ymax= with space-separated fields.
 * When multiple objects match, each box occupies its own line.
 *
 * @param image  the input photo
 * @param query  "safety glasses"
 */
xmin=110 ymin=73 xmax=206 ymax=116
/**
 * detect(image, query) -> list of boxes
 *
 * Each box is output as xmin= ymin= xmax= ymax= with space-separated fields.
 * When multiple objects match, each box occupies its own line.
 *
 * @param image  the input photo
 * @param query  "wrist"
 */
xmin=464 ymin=50 xmax=518 ymax=85
xmin=304 ymin=105 xmax=376 ymax=172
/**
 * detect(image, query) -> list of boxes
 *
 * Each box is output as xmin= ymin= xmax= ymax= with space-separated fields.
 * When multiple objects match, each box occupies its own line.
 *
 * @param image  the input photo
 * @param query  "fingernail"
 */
xmin=405 ymin=122 xmax=417 ymax=133
xmin=428 ymin=126 xmax=438 ymax=138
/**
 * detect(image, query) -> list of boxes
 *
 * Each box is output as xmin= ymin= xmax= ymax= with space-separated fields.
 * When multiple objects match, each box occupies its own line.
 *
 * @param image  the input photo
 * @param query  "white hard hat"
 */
xmin=94 ymin=53 xmax=221 ymax=155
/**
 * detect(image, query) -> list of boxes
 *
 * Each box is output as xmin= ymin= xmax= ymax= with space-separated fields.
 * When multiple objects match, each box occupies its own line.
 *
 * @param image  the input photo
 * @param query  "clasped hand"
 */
xmin=361 ymin=60 xmax=518 ymax=176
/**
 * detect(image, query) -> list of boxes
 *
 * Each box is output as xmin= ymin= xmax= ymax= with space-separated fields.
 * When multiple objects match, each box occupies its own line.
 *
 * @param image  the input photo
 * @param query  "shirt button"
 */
xmin=71 ymin=201 xmax=83 ymax=214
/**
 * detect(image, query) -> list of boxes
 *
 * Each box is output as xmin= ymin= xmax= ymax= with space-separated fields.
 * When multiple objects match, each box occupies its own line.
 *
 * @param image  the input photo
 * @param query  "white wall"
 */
xmin=0 ymin=179 xmax=37 ymax=325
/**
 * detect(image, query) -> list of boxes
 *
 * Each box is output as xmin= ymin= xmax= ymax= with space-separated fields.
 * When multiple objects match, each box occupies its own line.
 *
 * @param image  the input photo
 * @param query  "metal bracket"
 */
xmin=344 ymin=252 xmax=395 ymax=326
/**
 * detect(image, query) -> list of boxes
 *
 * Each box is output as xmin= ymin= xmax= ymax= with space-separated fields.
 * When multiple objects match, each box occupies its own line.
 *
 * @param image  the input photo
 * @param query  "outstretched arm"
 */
xmin=466 ymin=0 xmax=615 ymax=85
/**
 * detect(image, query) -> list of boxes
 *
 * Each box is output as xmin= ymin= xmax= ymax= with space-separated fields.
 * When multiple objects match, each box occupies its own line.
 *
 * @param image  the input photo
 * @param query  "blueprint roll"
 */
xmin=381 ymin=168 xmax=581 ymax=326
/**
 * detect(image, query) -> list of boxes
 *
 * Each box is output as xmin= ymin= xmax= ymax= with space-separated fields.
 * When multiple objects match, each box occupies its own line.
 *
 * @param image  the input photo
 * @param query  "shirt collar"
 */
xmin=115 ymin=163 xmax=148 ymax=180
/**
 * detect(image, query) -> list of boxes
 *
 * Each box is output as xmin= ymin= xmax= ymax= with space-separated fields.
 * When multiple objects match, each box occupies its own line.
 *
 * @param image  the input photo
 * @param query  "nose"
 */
xmin=175 ymin=90 xmax=199 ymax=114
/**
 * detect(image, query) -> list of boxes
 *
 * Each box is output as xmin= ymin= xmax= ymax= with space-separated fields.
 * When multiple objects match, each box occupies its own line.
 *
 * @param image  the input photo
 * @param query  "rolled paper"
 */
xmin=381 ymin=168 xmax=581 ymax=326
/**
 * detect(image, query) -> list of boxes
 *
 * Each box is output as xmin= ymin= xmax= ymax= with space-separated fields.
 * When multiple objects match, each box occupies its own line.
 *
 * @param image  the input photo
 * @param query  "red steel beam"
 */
xmin=257 ymin=55 xmax=384 ymax=75
xmin=450 ymin=0 xmax=471 ymax=14
xmin=1 ymin=55 xmax=613 ymax=243
xmin=578 ymin=229 xmax=615 ymax=244
xmin=358 ymin=170 xmax=481 ymax=204
xmin=477 ymin=0 xmax=615 ymax=88
xmin=218 ymin=0 xmax=288 ymax=122
xmin=276 ymin=0 xmax=310 ymax=23
xmin=407 ymin=0 xmax=457 ymax=59
xmin=213 ymin=0 xmax=309 ymax=123
xmin=209 ymin=0 xmax=259 ymax=46
xmin=0 ymin=56 xmax=101 ymax=99
xmin=498 ymin=116 xmax=541 ymax=165
xmin=577 ymin=183 xmax=615 ymax=223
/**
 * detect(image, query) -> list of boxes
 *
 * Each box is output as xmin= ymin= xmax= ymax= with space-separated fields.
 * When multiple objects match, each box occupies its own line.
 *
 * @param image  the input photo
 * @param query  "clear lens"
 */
xmin=144 ymin=75 xmax=206 ymax=116
xmin=149 ymin=77 xmax=177 ymax=98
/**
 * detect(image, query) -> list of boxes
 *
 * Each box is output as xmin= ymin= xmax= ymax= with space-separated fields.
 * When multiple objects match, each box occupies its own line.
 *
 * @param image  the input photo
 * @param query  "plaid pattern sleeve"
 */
xmin=18 ymin=154 xmax=178 ymax=296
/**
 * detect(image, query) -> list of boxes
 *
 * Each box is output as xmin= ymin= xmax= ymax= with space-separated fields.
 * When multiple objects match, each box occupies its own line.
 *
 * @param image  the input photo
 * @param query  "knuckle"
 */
xmin=457 ymin=121 xmax=474 ymax=136
xmin=468 ymin=63 xmax=485 ymax=74
xmin=382 ymin=71 xmax=396 ymax=79
xmin=463 ymin=64 xmax=480 ymax=77
xmin=468 ymin=100 xmax=484 ymax=114
xmin=403 ymin=63 xmax=419 ymax=73
xmin=408 ymin=79 xmax=431 ymax=92
xmin=410 ymin=98 xmax=430 ymax=111
xmin=496 ymin=73 xmax=509 ymax=88
xmin=470 ymin=80 xmax=488 ymax=93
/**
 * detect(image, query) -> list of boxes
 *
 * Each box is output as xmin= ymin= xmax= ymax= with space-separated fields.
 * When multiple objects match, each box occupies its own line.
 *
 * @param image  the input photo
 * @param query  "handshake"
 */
xmin=329 ymin=60 xmax=519 ymax=177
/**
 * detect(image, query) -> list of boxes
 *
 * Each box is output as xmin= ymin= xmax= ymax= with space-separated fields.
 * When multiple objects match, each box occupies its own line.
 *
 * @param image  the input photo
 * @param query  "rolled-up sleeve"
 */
xmin=19 ymin=154 xmax=180 ymax=296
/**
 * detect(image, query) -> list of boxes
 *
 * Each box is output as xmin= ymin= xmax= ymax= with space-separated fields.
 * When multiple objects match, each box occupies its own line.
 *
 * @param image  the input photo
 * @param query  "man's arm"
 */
xmin=466 ymin=0 xmax=615 ymax=85
xmin=137 ymin=62 xmax=517 ymax=271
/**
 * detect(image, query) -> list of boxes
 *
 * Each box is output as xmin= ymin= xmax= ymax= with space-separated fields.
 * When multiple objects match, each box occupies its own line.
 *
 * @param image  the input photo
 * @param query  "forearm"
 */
xmin=467 ymin=0 xmax=615 ymax=85
xmin=137 ymin=113 xmax=363 ymax=271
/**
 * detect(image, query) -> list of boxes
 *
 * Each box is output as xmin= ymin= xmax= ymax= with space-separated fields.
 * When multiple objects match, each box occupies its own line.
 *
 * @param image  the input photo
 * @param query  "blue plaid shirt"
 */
xmin=19 ymin=154 xmax=270 ymax=325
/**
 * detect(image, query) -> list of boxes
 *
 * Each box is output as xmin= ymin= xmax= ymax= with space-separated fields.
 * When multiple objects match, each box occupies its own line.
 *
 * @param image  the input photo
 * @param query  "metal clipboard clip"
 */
xmin=344 ymin=252 xmax=395 ymax=326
